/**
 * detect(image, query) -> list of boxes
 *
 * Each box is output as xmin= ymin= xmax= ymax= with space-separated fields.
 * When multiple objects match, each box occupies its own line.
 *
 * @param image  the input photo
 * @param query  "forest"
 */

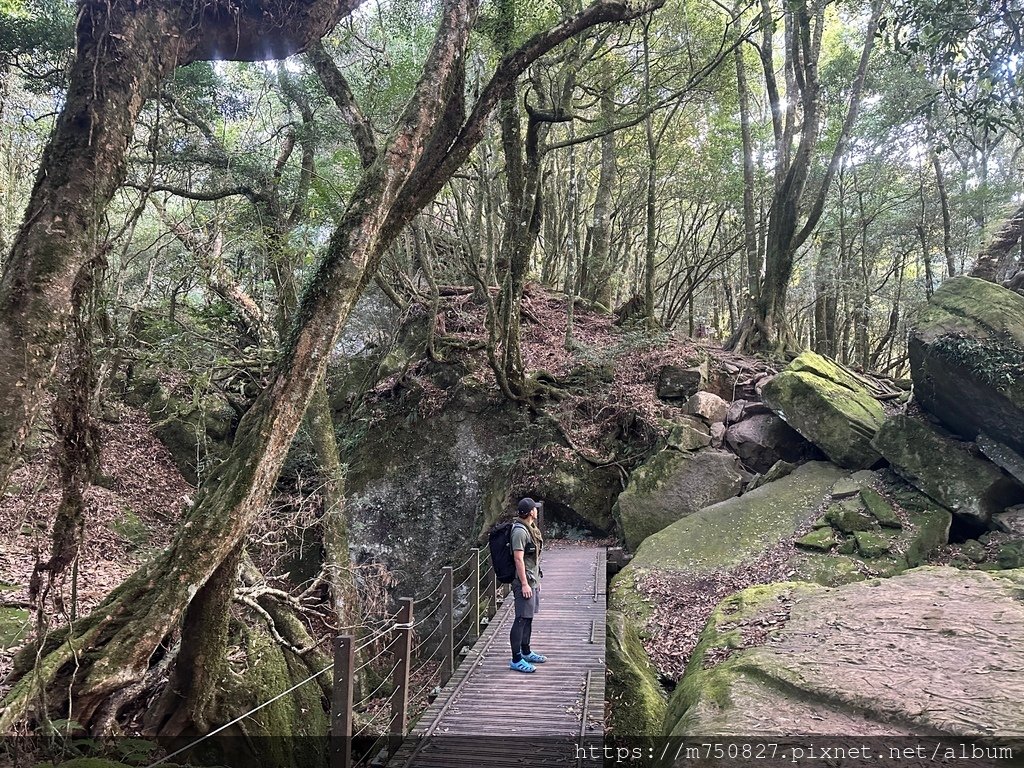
xmin=0 ymin=0 xmax=1023 ymax=766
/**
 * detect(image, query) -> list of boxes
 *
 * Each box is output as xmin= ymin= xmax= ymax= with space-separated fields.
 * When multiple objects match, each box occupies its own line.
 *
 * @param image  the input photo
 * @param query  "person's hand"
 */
xmin=521 ymin=582 xmax=533 ymax=599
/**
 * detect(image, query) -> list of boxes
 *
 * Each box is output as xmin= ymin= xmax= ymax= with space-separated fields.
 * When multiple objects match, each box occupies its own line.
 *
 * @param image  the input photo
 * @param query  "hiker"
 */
xmin=509 ymin=497 xmax=546 ymax=673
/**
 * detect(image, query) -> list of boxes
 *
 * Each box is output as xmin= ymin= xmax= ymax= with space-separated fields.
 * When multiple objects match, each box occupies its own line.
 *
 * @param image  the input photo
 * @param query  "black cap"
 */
xmin=517 ymin=497 xmax=538 ymax=516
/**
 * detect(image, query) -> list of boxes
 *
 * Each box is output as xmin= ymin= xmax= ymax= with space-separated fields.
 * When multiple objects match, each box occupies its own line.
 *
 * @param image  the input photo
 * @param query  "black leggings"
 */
xmin=510 ymin=616 xmax=533 ymax=662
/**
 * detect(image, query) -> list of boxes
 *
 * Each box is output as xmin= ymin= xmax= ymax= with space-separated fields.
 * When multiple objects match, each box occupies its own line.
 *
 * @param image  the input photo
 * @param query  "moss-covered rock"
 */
xmin=762 ymin=352 xmax=885 ymax=469
xmin=909 ymin=276 xmax=1024 ymax=455
xmin=127 ymin=375 xmax=235 ymax=484
xmin=666 ymin=417 xmax=711 ymax=452
xmin=854 ymin=530 xmax=891 ymax=557
xmin=872 ymin=415 xmax=1024 ymax=528
xmin=615 ymin=448 xmax=744 ymax=551
xmin=606 ymin=610 xmax=667 ymax=736
xmin=998 ymin=540 xmax=1024 ymax=569
xmin=664 ymin=568 xmax=1024 ymax=747
xmin=630 ymin=461 xmax=844 ymax=572
xmin=860 ymin=487 xmax=901 ymax=528
xmin=794 ymin=527 xmax=837 ymax=552
xmin=824 ymin=500 xmax=877 ymax=533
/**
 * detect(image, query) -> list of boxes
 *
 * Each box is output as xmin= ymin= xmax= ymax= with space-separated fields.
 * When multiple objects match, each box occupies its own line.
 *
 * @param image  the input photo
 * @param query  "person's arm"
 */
xmin=514 ymin=549 xmax=532 ymax=597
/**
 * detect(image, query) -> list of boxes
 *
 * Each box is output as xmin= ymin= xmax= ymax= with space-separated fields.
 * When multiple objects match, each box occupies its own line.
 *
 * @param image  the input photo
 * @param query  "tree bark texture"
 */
xmin=0 ymin=0 xmax=360 ymax=495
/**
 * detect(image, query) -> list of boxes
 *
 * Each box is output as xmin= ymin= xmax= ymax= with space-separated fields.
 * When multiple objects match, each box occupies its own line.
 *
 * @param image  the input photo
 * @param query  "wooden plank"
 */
xmin=390 ymin=546 xmax=606 ymax=768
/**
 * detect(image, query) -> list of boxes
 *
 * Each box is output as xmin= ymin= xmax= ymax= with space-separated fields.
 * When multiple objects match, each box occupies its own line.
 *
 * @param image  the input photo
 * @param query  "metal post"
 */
xmin=331 ymin=635 xmax=355 ymax=768
xmin=490 ymin=566 xmax=499 ymax=610
xmin=470 ymin=547 xmax=482 ymax=642
xmin=537 ymin=500 xmax=545 ymax=533
xmin=389 ymin=597 xmax=414 ymax=756
xmin=440 ymin=565 xmax=454 ymax=683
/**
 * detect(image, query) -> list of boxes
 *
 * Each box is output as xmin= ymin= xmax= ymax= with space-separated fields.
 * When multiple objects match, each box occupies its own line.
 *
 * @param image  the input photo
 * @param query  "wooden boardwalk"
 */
xmin=390 ymin=546 xmax=607 ymax=768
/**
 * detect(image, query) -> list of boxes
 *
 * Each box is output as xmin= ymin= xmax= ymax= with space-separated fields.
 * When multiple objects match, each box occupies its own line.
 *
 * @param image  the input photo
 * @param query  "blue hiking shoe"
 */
xmin=521 ymin=651 xmax=547 ymax=663
xmin=509 ymin=658 xmax=536 ymax=673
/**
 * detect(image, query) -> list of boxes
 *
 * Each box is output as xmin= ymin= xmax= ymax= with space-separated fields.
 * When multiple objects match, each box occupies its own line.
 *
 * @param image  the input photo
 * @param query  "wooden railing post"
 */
xmin=470 ymin=547 xmax=482 ymax=642
xmin=389 ymin=597 xmax=414 ymax=755
xmin=331 ymin=635 xmax=355 ymax=768
xmin=440 ymin=565 xmax=454 ymax=683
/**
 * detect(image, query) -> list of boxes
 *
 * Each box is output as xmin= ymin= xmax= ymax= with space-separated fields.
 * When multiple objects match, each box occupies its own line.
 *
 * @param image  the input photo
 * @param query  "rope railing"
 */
xmin=330 ymin=544 xmax=508 ymax=768
xmin=412 ymin=577 xmax=444 ymax=607
xmin=143 ymin=545 xmax=507 ymax=768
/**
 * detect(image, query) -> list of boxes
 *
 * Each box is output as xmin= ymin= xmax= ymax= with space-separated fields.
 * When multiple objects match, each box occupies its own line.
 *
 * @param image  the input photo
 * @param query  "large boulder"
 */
xmin=665 ymin=567 xmax=1024 ymax=747
xmin=615 ymin=448 xmax=744 ymax=551
xmin=606 ymin=609 xmax=667 ymax=736
xmin=872 ymin=415 xmax=1024 ymax=529
xmin=684 ymin=391 xmax=729 ymax=424
xmin=629 ymin=461 xmax=844 ymax=573
xmin=657 ymin=363 xmax=707 ymax=400
xmin=724 ymin=413 xmax=815 ymax=474
xmin=909 ymin=276 xmax=1024 ymax=456
xmin=762 ymin=352 xmax=885 ymax=469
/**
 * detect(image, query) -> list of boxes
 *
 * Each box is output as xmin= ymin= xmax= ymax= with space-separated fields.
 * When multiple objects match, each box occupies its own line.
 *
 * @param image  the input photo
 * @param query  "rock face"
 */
xmin=873 ymin=415 xmax=1024 ymax=528
xmin=665 ymin=568 xmax=1024 ymax=745
xmin=684 ymin=391 xmax=729 ymax=424
xmin=630 ymin=461 xmax=844 ymax=572
xmin=657 ymin=363 xmax=706 ymax=400
xmin=724 ymin=413 xmax=814 ymax=474
xmin=345 ymin=389 xmax=618 ymax=596
xmin=606 ymin=610 xmax=667 ymax=736
xmin=615 ymin=448 xmax=745 ymax=551
xmin=762 ymin=353 xmax=885 ymax=469
xmin=909 ymin=276 xmax=1024 ymax=456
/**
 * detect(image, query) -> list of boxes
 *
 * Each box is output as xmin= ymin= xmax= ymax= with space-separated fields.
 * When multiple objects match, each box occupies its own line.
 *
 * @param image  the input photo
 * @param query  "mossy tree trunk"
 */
xmin=0 ymin=0 xmax=357 ymax=496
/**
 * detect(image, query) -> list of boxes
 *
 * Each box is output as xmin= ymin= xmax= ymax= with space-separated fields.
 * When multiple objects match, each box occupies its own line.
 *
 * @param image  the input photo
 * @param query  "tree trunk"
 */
xmin=584 ymin=62 xmax=617 ymax=308
xmin=727 ymin=0 xmax=881 ymax=354
xmin=0 ymin=0 xmax=356 ymax=494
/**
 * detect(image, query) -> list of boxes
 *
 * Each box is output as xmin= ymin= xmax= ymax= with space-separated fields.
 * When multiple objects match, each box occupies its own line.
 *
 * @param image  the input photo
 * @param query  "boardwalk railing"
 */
xmin=329 ymin=546 xmax=510 ymax=768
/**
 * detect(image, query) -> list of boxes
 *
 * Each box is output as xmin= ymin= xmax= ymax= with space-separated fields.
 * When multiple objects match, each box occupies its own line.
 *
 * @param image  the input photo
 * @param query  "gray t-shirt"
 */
xmin=510 ymin=522 xmax=540 ymax=587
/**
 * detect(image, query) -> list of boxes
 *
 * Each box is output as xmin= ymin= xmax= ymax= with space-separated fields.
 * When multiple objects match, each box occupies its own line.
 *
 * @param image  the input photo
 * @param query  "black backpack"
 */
xmin=488 ymin=521 xmax=531 ymax=584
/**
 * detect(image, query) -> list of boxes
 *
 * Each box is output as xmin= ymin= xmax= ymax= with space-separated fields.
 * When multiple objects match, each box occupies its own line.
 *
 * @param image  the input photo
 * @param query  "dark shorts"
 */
xmin=512 ymin=581 xmax=541 ymax=618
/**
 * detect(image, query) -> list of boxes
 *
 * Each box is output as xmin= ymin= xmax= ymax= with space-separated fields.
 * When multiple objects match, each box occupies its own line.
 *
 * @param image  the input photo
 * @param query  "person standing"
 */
xmin=509 ymin=497 xmax=546 ymax=673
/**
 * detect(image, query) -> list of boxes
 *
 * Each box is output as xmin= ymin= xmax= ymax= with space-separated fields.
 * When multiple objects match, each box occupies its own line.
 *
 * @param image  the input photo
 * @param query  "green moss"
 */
xmin=837 ymin=537 xmax=857 ymax=556
xmin=609 ymin=567 xmax=656 ymax=628
xmin=790 ymin=552 xmax=866 ymax=586
xmin=762 ymin=353 xmax=884 ymax=469
xmin=824 ymin=502 xmax=876 ymax=533
xmin=854 ymin=531 xmax=891 ymax=558
xmin=110 ymin=510 xmax=149 ymax=551
xmin=665 ymin=582 xmax=816 ymax=735
xmin=606 ymin=610 xmax=667 ymax=736
xmin=998 ymin=540 xmax=1024 ymax=569
xmin=795 ymin=528 xmax=837 ymax=552
xmin=194 ymin=624 xmax=328 ymax=768
xmin=632 ymin=462 xmax=844 ymax=573
xmin=860 ymin=487 xmax=901 ymax=528
xmin=0 ymin=606 xmax=29 ymax=649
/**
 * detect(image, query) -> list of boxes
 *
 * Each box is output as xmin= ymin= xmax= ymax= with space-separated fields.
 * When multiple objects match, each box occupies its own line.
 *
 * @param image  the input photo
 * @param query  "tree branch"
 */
xmin=308 ymin=40 xmax=379 ymax=168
